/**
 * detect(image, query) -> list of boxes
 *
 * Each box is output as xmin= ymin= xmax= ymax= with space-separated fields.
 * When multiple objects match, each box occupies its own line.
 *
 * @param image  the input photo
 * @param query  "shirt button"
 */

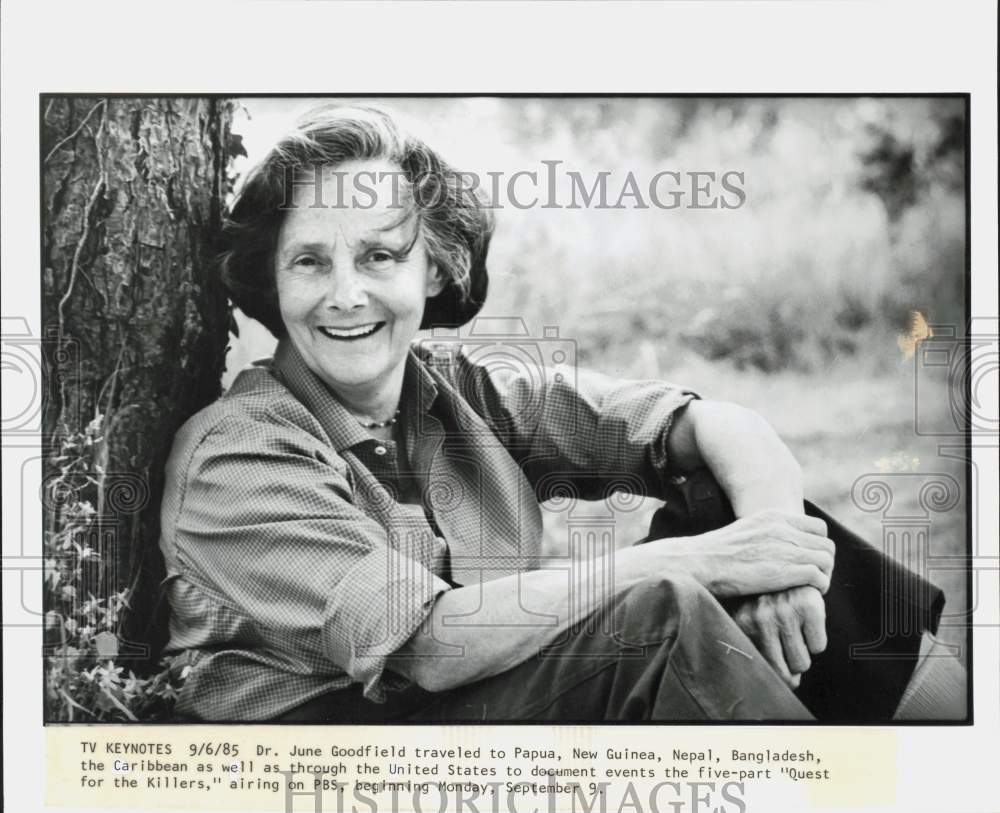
xmin=374 ymin=445 xmax=387 ymax=456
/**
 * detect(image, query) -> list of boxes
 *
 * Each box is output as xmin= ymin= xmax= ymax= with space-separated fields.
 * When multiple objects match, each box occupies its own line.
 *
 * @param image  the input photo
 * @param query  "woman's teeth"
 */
xmin=318 ymin=323 xmax=383 ymax=340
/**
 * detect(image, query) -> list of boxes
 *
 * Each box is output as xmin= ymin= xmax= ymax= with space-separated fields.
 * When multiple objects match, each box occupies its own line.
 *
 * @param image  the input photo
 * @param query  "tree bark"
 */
xmin=42 ymin=97 xmax=236 ymax=668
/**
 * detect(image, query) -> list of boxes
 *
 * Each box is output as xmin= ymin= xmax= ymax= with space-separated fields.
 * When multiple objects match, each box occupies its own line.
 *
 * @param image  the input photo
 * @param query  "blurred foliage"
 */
xmin=859 ymin=105 xmax=964 ymax=222
xmin=44 ymin=414 xmax=181 ymax=722
xmin=491 ymin=98 xmax=966 ymax=375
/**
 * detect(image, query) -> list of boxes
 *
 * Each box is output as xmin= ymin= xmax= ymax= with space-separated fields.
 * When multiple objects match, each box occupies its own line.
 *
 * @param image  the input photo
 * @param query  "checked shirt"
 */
xmin=159 ymin=337 xmax=697 ymax=720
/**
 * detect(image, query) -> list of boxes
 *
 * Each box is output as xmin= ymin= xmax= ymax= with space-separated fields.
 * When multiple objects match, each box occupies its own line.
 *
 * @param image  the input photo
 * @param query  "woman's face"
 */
xmin=274 ymin=159 xmax=443 ymax=400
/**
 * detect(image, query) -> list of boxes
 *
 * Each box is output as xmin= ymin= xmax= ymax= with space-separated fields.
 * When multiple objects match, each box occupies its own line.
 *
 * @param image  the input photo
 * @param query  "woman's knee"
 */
xmin=629 ymin=572 xmax=717 ymax=611
xmin=612 ymin=573 xmax=722 ymax=647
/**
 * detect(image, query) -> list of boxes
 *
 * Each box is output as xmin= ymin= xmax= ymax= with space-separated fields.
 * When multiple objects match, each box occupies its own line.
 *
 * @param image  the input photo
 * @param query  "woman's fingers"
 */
xmin=750 ymin=562 xmax=829 ymax=595
xmin=712 ymin=552 xmax=831 ymax=597
xmin=756 ymin=613 xmax=800 ymax=688
xmin=745 ymin=512 xmax=835 ymax=561
xmin=784 ymin=513 xmax=828 ymax=539
xmin=788 ymin=527 xmax=835 ymax=557
xmin=786 ymin=564 xmax=831 ymax=594
xmin=763 ymin=540 xmax=834 ymax=579
xmin=796 ymin=545 xmax=835 ymax=578
xmin=767 ymin=519 xmax=834 ymax=561
xmin=795 ymin=587 xmax=829 ymax=654
xmin=778 ymin=605 xmax=813 ymax=675
xmin=731 ymin=588 xmax=824 ymax=689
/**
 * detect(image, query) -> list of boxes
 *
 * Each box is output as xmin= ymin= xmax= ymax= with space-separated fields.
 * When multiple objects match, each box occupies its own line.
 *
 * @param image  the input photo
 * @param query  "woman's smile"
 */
xmin=316 ymin=321 xmax=386 ymax=341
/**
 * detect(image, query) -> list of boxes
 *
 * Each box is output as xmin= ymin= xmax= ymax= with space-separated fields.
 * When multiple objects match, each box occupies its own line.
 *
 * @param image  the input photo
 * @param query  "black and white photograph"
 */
xmin=37 ymin=95 xmax=971 ymax=724
xmin=2 ymin=4 xmax=997 ymax=813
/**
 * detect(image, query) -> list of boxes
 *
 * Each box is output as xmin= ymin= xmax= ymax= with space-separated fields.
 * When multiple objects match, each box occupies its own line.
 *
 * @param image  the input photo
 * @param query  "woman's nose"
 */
xmin=324 ymin=261 xmax=368 ymax=311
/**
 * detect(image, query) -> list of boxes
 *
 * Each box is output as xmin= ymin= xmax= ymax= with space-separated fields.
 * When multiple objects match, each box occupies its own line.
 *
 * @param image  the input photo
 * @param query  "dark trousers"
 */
xmin=641 ymin=471 xmax=944 ymax=722
xmin=279 ymin=473 xmax=943 ymax=723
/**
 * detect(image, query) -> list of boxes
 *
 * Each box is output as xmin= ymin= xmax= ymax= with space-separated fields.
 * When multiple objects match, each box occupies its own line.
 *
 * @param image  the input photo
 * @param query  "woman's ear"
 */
xmin=425 ymin=261 xmax=446 ymax=297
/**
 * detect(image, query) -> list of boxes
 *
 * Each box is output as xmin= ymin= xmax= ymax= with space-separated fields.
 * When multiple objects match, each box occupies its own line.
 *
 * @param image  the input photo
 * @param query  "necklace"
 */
xmin=354 ymin=410 xmax=400 ymax=430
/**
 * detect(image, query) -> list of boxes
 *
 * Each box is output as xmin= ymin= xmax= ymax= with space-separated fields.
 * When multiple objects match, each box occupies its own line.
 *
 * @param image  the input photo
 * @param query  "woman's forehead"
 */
xmin=277 ymin=198 xmax=418 ymax=248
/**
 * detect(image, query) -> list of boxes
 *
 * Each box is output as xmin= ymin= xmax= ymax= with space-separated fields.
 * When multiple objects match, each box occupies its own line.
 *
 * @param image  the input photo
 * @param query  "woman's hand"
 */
xmin=731 ymin=585 xmax=827 ymax=689
xmin=664 ymin=401 xmax=830 ymax=685
xmin=663 ymin=509 xmax=834 ymax=598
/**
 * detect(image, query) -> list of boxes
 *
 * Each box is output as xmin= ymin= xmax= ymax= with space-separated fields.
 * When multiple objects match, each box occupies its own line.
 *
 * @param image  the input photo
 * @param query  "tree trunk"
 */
xmin=42 ymin=97 xmax=236 ymax=669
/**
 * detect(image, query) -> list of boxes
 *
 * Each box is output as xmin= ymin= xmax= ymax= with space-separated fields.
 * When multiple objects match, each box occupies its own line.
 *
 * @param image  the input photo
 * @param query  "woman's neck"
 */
xmin=330 ymin=362 xmax=406 ymax=426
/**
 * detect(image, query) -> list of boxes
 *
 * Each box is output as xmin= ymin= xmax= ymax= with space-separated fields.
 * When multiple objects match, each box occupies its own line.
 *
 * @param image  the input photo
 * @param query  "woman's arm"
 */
xmin=665 ymin=399 xmax=804 ymax=515
xmin=390 ymin=509 xmax=833 ymax=692
xmin=430 ymin=351 xmax=825 ymax=690
xmin=664 ymin=398 xmax=828 ymax=688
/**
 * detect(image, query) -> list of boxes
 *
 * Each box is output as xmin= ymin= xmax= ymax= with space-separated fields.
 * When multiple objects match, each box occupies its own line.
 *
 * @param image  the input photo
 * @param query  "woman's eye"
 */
xmin=291 ymin=256 xmax=322 ymax=270
xmin=367 ymin=250 xmax=395 ymax=264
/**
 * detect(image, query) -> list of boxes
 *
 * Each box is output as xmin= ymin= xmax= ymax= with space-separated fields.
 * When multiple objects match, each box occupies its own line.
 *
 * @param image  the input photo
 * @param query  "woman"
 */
xmin=159 ymin=104 xmax=962 ymax=722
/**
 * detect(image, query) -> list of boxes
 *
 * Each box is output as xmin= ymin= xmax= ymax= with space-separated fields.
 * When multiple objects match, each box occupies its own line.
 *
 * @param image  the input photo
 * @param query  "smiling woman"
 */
xmin=273 ymin=160 xmax=446 ymax=423
xmin=157 ymin=104 xmax=964 ymax=723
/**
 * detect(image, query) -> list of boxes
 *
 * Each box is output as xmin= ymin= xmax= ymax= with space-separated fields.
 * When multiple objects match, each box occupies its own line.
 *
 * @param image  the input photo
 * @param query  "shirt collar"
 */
xmin=272 ymin=338 xmax=438 ymax=452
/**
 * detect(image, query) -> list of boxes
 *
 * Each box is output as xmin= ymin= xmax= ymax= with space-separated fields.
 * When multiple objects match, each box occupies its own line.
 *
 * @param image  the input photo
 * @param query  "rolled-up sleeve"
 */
xmin=449 ymin=347 xmax=700 ymax=499
xmin=323 ymin=547 xmax=450 ymax=698
xmin=170 ymin=412 xmax=451 ymax=701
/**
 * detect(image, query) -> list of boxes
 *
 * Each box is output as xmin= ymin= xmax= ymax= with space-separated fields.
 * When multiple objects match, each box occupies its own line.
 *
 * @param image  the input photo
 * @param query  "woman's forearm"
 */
xmin=389 ymin=502 xmax=834 ymax=693
xmin=667 ymin=400 xmax=804 ymax=516
xmin=390 ymin=543 xmax=695 ymax=692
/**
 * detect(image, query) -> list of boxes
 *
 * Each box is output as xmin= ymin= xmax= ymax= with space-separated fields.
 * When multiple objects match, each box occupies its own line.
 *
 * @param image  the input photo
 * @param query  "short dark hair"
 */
xmin=219 ymin=104 xmax=493 ymax=337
